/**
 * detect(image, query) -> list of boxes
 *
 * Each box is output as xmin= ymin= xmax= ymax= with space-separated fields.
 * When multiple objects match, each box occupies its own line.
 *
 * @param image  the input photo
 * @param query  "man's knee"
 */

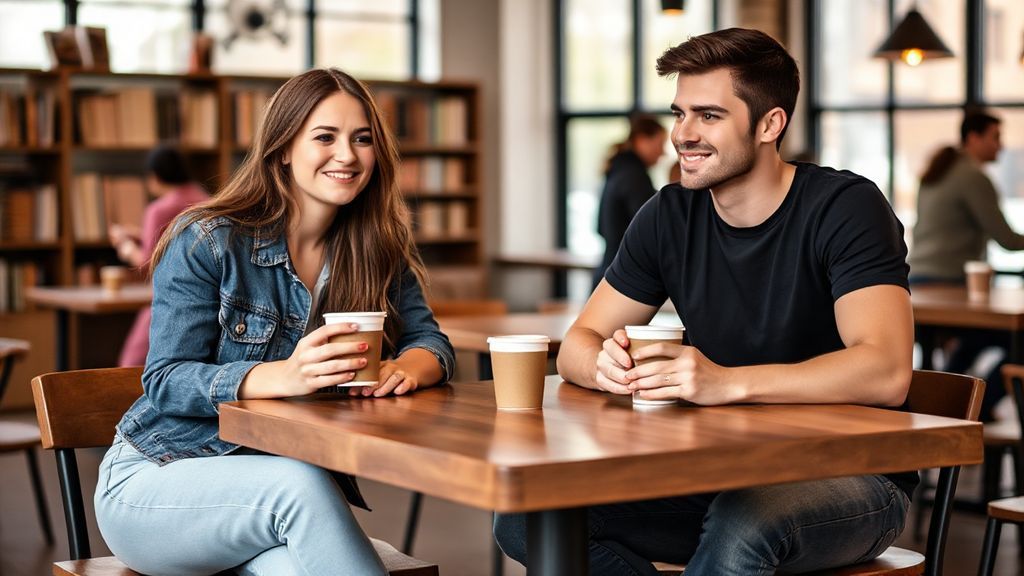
xmin=493 ymin=513 xmax=528 ymax=563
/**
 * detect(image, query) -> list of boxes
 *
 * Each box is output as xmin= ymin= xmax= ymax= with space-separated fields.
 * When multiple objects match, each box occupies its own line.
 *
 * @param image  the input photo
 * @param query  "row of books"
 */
xmin=234 ymin=89 xmax=273 ymax=147
xmin=71 ymin=172 xmax=147 ymax=241
xmin=377 ymin=92 xmax=470 ymax=146
xmin=0 ymin=89 xmax=58 ymax=147
xmin=76 ymin=87 xmax=218 ymax=147
xmin=0 ymin=259 xmax=43 ymax=313
xmin=0 ymin=183 xmax=58 ymax=242
xmin=399 ymin=157 xmax=467 ymax=192
xmin=415 ymin=201 xmax=471 ymax=239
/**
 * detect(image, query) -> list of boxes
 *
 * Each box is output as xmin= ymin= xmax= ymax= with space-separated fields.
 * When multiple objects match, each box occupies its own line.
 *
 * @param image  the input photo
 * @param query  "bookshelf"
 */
xmin=0 ymin=67 xmax=484 ymax=407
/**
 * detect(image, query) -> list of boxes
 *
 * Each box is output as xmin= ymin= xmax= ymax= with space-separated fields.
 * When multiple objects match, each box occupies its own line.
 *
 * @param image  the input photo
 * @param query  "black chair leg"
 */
xmin=491 ymin=520 xmax=504 ymax=576
xmin=978 ymin=517 xmax=1002 ymax=576
xmin=25 ymin=447 xmax=54 ymax=545
xmin=912 ymin=469 xmax=929 ymax=542
xmin=402 ymin=491 xmax=423 ymax=554
xmin=983 ymin=445 xmax=1006 ymax=502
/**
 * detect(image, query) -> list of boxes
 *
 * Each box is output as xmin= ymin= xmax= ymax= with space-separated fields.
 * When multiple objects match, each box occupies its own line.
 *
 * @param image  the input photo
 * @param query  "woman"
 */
xmin=108 ymin=145 xmax=209 ymax=367
xmin=94 ymin=68 xmax=455 ymax=576
xmin=592 ymin=114 xmax=668 ymax=290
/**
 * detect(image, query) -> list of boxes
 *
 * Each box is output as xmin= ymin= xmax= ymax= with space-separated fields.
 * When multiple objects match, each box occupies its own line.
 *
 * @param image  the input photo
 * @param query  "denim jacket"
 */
xmin=116 ymin=216 xmax=455 ymax=471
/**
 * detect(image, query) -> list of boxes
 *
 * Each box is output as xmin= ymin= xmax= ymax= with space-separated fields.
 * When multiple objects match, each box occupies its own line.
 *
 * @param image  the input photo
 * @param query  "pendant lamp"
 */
xmin=873 ymin=5 xmax=953 ymax=66
xmin=660 ymin=0 xmax=684 ymax=15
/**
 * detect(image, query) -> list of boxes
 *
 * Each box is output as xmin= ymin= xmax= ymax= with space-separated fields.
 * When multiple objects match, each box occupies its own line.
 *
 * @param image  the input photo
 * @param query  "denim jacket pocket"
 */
xmin=218 ymin=299 xmax=278 ymax=361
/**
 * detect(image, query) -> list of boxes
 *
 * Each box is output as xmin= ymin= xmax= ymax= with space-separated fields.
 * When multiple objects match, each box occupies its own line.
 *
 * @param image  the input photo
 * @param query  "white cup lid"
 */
xmin=964 ymin=261 xmax=992 ymax=274
xmin=625 ymin=325 xmax=685 ymax=340
xmin=323 ymin=311 xmax=387 ymax=331
xmin=487 ymin=334 xmax=550 ymax=352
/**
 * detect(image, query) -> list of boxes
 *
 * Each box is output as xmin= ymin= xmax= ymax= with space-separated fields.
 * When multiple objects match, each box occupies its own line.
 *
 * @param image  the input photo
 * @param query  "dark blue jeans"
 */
xmin=493 ymin=475 xmax=908 ymax=576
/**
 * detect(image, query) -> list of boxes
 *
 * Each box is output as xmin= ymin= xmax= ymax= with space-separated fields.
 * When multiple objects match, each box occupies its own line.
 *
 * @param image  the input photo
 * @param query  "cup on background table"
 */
xmin=964 ymin=261 xmax=993 ymax=303
xmin=625 ymin=324 xmax=686 ymax=407
xmin=487 ymin=335 xmax=550 ymax=410
xmin=323 ymin=311 xmax=387 ymax=387
xmin=99 ymin=265 xmax=127 ymax=295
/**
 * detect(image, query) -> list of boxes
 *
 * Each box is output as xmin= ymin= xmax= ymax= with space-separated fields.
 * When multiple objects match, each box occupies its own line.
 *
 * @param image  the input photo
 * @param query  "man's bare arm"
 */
xmin=626 ymin=284 xmax=913 ymax=406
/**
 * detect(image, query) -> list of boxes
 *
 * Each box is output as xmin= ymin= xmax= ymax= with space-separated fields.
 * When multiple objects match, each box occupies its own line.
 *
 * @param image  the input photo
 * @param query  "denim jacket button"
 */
xmin=234 ymin=322 xmax=246 ymax=335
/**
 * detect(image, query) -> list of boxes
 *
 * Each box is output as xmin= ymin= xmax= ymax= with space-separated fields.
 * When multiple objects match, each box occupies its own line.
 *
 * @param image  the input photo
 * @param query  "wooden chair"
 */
xmin=655 ymin=370 xmax=984 ymax=576
xmin=0 ymin=337 xmax=53 ymax=546
xmin=977 ymin=363 xmax=1024 ymax=576
xmin=31 ymin=366 xmax=439 ymax=576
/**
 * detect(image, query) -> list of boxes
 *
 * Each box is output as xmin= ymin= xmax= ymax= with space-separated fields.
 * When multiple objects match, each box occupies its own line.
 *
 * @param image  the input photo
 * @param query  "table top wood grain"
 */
xmin=220 ymin=375 xmax=982 ymax=513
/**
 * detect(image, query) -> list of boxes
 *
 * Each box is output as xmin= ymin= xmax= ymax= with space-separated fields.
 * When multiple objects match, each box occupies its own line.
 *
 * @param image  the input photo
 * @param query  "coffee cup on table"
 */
xmin=964 ymin=261 xmax=993 ymax=303
xmin=322 ymin=311 xmax=387 ymax=387
xmin=487 ymin=335 xmax=550 ymax=410
xmin=99 ymin=265 xmax=127 ymax=295
xmin=625 ymin=324 xmax=686 ymax=407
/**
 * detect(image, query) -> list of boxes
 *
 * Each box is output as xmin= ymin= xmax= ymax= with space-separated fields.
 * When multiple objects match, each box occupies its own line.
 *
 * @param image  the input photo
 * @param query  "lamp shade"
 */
xmin=661 ymin=0 xmax=684 ymax=15
xmin=873 ymin=8 xmax=953 ymax=65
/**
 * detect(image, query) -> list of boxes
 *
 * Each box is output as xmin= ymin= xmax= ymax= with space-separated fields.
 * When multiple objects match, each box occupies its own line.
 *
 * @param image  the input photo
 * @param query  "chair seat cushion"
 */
xmin=802 ymin=546 xmax=924 ymax=575
xmin=52 ymin=539 xmax=438 ymax=576
xmin=0 ymin=420 xmax=42 ymax=452
xmin=654 ymin=547 xmax=925 ymax=576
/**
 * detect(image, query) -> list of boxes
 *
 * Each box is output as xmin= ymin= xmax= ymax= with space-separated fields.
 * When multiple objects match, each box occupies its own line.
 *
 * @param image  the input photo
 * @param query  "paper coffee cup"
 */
xmin=625 ymin=325 xmax=685 ymax=407
xmin=323 ymin=312 xmax=387 ymax=386
xmin=964 ymin=261 xmax=993 ymax=303
xmin=487 ymin=335 xmax=550 ymax=410
xmin=100 ymin=265 xmax=127 ymax=295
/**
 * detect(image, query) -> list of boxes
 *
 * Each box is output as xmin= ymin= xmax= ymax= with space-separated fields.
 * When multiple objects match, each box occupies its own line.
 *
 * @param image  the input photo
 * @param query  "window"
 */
xmin=557 ymin=0 xmax=714 ymax=300
xmin=0 ymin=1 xmax=65 ymax=69
xmin=0 ymin=0 xmax=429 ymax=80
xmin=810 ymin=0 xmax=1024 ymax=272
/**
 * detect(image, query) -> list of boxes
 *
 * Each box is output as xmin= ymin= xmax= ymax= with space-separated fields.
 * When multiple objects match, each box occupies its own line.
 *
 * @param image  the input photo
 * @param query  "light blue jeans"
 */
xmin=94 ymin=438 xmax=388 ymax=576
xmin=494 ymin=475 xmax=909 ymax=576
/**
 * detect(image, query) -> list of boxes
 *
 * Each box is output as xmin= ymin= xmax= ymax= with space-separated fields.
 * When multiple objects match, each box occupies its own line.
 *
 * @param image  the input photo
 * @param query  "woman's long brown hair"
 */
xmin=151 ymin=68 xmax=426 ymax=353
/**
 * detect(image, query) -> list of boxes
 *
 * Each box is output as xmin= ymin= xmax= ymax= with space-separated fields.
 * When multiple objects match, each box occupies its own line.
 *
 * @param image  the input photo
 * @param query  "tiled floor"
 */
xmin=1 ymin=409 xmax=1021 ymax=576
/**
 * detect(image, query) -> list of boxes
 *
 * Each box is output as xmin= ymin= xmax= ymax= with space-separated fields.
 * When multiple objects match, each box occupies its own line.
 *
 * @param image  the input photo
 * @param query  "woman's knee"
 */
xmin=493 ymin=513 xmax=528 ymax=563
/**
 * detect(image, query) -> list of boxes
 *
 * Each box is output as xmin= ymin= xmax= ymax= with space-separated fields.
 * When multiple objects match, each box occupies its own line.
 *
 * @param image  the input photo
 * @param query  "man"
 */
xmin=494 ymin=28 xmax=914 ymax=575
xmin=909 ymin=111 xmax=1023 ymax=422
xmin=909 ymin=110 xmax=1022 ymax=284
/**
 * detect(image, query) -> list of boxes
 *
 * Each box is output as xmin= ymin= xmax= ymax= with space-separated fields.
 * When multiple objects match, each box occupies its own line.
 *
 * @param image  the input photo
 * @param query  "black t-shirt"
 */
xmin=606 ymin=162 xmax=917 ymax=495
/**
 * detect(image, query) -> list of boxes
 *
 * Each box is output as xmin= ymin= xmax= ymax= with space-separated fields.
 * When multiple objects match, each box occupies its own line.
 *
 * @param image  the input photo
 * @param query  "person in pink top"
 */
xmin=108 ymin=146 xmax=209 ymax=366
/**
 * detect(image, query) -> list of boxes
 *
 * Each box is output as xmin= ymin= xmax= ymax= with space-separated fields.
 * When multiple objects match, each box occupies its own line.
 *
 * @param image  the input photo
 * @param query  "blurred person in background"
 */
xmin=109 ymin=145 xmax=209 ymax=366
xmin=592 ymin=114 xmax=668 ymax=290
xmin=908 ymin=110 xmax=1024 ymax=421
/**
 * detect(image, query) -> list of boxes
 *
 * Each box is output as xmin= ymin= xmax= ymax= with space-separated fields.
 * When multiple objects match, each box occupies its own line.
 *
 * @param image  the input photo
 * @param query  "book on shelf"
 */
xmin=234 ymin=88 xmax=273 ymax=147
xmin=417 ymin=201 xmax=445 ymax=238
xmin=0 ymin=91 xmax=23 ymax=147
xmin=0 ymin=259 xmax=42 ymax=313
xmin=43 ymin=28 xmax=83 ymax=69
xmin=72 ymin=172 xmax=147 ymax=241
xmin=76 ymin=88 xmax=157 ymax=147
xmin=180 ymin=88 xmax=218 ymax=147
xmin=75 ymin=26 xmax=110 ymax=71
xmin=447 ymin=202 xmax=469 ymax=236
xmin=399 ymin=157 xmax=466 ymax=193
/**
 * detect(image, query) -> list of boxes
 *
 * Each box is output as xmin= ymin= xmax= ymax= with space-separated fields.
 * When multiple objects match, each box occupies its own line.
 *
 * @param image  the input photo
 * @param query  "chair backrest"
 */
xmin=907 ymin=369 xmax=984 ymax=421
xmin=428 ymin=298 xmax=508 ymax=317
xmin=31 ymin=367 xmax=143 ymax=560
xmin=906 ymin=369 xmax=984 ymax=576
xmin=32 ymin=367 xmax=143 ymax=450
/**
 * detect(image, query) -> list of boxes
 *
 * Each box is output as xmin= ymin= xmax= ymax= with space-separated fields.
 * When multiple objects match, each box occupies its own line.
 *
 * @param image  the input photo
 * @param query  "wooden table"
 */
xmin=26 ymin=284 xmax=153 ymax=370
xmin=493 ymin=251 xmax=599 ymax=298
xmin=220 ymin=376 xmax=983 ymax=575
xmin=911 ymin=285 xmax=1024 ymax=369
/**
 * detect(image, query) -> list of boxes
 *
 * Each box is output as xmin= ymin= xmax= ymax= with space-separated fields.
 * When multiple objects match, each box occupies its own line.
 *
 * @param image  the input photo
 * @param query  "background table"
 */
xmin=220 ymin=376 xmax=982 ymax=576
xmin=911 ymin=285 xmax=1024 ymax=369
xmin=26 ymin=284 xmax=152 ymax=371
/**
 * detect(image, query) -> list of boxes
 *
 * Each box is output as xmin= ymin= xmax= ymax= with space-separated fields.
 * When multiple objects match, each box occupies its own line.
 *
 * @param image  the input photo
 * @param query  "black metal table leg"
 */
xmin=526 ymin=507 xmax=588 ymax=576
